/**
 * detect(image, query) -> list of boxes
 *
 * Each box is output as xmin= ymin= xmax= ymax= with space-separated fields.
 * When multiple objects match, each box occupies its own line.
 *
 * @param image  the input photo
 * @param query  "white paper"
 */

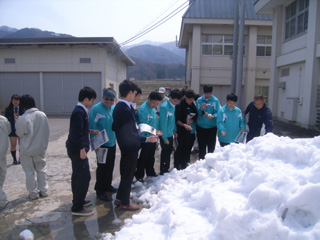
xmin=138 ymin=123 xmax=157 ymax=135
xmin=90 ymin=129 xmax=109 ymax=151
xmin=187 ymin=113 xmax=196 ymax=119
xmin=96 ymin=148 xmax=108 ymax=164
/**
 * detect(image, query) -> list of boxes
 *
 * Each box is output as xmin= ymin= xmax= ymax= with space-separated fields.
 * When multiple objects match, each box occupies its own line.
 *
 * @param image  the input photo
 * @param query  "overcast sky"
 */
xmin=0 ymin=0 xmax=188 ymax=46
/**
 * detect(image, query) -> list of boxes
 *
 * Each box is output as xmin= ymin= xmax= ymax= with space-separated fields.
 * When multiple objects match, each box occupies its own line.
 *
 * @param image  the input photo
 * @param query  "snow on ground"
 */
xmin=103 ymin=133 xmax=320 ymax=240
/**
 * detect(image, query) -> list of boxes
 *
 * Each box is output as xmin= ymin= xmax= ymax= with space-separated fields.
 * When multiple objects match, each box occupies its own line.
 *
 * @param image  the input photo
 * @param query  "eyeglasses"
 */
xmin=104 ymin=98 xmax=114 ymax=101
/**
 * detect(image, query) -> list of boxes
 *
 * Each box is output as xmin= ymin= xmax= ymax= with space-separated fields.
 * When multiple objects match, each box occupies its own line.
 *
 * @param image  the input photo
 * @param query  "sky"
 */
xmin=0 ymin=0 xmax=188 ymax=46
xmin=99 ymin=134 xmax=320 ymax=239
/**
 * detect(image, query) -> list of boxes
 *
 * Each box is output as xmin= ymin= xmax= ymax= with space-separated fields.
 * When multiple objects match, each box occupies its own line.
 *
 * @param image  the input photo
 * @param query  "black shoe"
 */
xmin=106 ymin=185 xmax=118 ymax=193
xmin=97 ymin=193 xmax=110 ymax=201
xmin=13 ymin=159 xmax=18 ymax=165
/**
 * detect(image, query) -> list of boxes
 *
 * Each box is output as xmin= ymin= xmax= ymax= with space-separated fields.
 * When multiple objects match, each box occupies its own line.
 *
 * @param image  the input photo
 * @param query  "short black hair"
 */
xmin=148 ymin=91 xmax=162 ymax=101
xmin=119 ymin=79 xmax=138 ymax=98
xmin=78 ymin=86 xmax=97 ymax=102
xmin=136 ymin=86 xmax=142 ymax=96
xmin=20 ymin=94 xmax=36 ymax=110
xmin=203 ymin=84 xmax=213 ymax=93
xmin=170 ymin=88 xmax=182 ymax=100
xmin=185 ymin=89 xmax=196 ymax=99
xmin=226 ymin=93 xmax=238 ymax=102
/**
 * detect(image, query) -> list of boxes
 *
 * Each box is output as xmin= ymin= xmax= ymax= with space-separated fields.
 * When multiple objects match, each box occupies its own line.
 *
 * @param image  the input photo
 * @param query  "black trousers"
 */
xmin=116 ymin=151 xmax=138 ymax=205
xmin=68 ymin=149 xmax=91 ymax=212
xmin=219 ymin=141 xmax=230 ymax=147
xmin=160 ymin=136 xmax=173 ymax=175
xmin=94 ymin=145 xmax=116 ymax=195
xmin=174 ymin=131 xmax=195 ymax=170
xmin=196 ymin=126 xmax=217 ymax=159
xmin=135 ymin=142 xmax=157 ymax=180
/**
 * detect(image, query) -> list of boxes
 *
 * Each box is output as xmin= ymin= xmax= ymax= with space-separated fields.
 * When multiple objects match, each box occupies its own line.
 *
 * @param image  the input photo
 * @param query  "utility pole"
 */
xmin=231 ymin=0 xmax=239 ymax=94
xmin=236 ymin=0 xmax=246 ymax=107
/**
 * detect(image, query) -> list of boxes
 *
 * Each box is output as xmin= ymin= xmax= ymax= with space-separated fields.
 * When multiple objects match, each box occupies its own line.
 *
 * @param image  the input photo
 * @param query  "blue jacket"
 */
xmin=136 ymin=100 xmax=158 ymax=140
xmin=196 ymin=95 xmax=221 ymax=128
xmin=158 ymin=99 xmax=176 ymax=141
xmin=89 ymin=101 xmax=116 ymax=147
xmin=217 ymin=105 xmax=246 ymax=143
xmin=245 ymin=102 xmax=273 ymax=141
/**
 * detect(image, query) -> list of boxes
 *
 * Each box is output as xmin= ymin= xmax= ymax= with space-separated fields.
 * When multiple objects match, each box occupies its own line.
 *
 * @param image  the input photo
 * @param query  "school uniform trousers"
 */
xmin=94 ymin=145 xmax=116 ymax=195
xmin=196 ymin=126 xmax=217 ymax=160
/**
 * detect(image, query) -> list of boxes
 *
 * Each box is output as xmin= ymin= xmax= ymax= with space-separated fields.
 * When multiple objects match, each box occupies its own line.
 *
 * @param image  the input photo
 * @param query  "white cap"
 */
xmin=158 ymin=87 xmax=166 ymax=93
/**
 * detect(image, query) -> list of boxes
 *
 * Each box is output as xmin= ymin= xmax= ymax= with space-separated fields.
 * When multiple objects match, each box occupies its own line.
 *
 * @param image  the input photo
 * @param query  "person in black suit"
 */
xmin=5 ymin=94 xmax=23 ymax=165
xmin=112 ymin=80 xmax=157 ymax=211
xmin=66 ymin=86 xmax=98 ymax=216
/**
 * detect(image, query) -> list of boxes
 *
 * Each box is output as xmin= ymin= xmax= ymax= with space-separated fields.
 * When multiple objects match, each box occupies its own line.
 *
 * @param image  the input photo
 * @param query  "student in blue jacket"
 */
xmin=135 ymin=91 xmax=162 ymax=181
xmin=158 ymin=89 xmax=182 ymax=175
xmin=196 ymin=85 xmax=221 ymax=159
xmin=217 ymin=93 xmax=246 ymax=147
xmin=89 ymin=88 xmax=117 ymax=202
xmin=245 ymin=94 xmax=273 ymax=142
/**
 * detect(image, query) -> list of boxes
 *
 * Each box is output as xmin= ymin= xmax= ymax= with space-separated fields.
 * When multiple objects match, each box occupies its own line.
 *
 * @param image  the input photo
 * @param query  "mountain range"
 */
xmin=0 ymin=26 xmax=185 ymax=80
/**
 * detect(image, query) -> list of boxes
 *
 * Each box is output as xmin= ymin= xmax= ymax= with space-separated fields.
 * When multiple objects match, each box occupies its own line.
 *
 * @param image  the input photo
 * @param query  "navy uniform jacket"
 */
xmin=112 ymin=101 xmax=146 ymax=154
xmin=66 ymin=106 xmax=90 ymax=152
xmin=245 ymin=102 xmax=273 ymax=141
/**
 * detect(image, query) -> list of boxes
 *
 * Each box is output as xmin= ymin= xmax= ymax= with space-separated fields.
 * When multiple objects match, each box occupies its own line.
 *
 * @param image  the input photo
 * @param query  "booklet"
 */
xmin=138 ymin=123 xmax=157 ymax=135
xmin=90 ymin=129 xmax=109 ymax=151
xmin=97 ymin=148 xmax=108 ymax=164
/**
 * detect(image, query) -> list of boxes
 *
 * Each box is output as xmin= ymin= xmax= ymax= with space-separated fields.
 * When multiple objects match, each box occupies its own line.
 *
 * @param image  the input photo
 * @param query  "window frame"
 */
xmin=256 ymin=35 xmax=272 ymax=57
xmin=201 ymin=34 xmax=234 ymax=56
xmin=284 ymin=0 xmax=309 ymax=40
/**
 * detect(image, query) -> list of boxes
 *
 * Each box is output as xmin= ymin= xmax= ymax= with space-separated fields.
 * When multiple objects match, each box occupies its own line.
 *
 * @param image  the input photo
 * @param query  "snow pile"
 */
xmin=106 ymin=133 xmax=320 ymax=240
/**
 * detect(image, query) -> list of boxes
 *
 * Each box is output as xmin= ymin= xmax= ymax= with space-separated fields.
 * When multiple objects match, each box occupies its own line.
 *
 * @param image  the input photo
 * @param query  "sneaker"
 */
xmin=13 ymin=159 xmax=18 ymax=165
xmin=97 ymin=193 xmax=110 ymax=201
xmin=83 ymin=200 xmax=92 ymax=207
xmin=39 ymin=192 xmax=48 ymax=198
xmin=119 ymin=203 xmax=140 ymax=211
xmin=72 ymin=207 xmax=94 ymax=216
xmin=106 ymin=185 xmax=118 ymax=193
xmin=29 ymin=194 xmax=39 ymax=200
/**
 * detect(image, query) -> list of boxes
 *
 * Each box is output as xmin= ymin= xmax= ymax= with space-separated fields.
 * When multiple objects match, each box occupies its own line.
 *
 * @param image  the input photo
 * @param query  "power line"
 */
xmin=119 ymin=0 xmax=193 ymax=46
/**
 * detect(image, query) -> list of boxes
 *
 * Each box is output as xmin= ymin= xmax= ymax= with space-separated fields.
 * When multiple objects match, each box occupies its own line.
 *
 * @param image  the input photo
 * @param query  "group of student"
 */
xmin=0 ymin=80 xmax=273 ymax=217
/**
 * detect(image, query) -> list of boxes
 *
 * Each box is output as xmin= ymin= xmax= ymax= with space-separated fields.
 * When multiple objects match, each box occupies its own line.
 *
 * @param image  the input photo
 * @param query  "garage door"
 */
xmin=0 ymin=73 xmax=40 ymax=111
xmin=43 ymin=72 xmax=101 ymax=114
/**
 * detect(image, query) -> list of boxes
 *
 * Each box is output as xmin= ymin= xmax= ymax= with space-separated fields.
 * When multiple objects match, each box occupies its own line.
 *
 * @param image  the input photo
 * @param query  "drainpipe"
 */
xmin=236 ymin=0 xmax=246 ymax=107
xmin=231 ymin=0 xmax=239 ymax=94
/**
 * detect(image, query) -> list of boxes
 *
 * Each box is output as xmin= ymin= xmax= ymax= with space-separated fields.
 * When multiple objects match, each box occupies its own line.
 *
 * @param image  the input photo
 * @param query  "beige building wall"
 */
xmin=181 ymin=19 xmax=272 ymax=109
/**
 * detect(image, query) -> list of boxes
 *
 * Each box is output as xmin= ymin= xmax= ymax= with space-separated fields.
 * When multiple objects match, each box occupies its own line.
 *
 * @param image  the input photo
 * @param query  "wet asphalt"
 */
xmin=0 ymin=117 xmax=318 ymax=239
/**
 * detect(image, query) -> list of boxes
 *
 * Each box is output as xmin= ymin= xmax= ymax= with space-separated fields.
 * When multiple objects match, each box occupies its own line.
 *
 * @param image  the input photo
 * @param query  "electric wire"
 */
xmin=119 ymin=0 xmax=194 ymax=46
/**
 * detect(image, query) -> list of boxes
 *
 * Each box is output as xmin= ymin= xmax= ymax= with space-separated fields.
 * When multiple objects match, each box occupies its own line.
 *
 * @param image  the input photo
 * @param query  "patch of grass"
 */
xmin=134 ymin=80 xmax=187 ymax=106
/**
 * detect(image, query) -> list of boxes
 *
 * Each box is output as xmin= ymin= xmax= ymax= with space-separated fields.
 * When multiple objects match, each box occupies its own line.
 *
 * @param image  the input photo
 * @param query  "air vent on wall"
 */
xmin=79 ymin=58 xmax=91 ymax=63
xmin=4 ymin=58 xmax=15 ymax=64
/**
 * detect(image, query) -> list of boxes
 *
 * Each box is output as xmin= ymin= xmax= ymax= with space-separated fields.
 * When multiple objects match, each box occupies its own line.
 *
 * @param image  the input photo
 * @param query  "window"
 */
xmin=257 ymin=36 xmax=272 ymax=56
xmin=281 ymin=67 xmax=290 ymax=77
xmin=4 ymin=58 xmax=15 ymax=64
xmin=285 ymin=0 xmax=309 ymax=40
xmin=255 ymin=86 xmax=269 ymax=105
xmin=79 ymin=58 xmax=91 ymax=63
xmin=202 ymin=35 xmax=234 ymax=56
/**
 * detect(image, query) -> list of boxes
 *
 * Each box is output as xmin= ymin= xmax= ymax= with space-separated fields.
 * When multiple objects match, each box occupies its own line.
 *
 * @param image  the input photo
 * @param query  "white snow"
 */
xmin=104 ymin=133 xmax=320 ymax=240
